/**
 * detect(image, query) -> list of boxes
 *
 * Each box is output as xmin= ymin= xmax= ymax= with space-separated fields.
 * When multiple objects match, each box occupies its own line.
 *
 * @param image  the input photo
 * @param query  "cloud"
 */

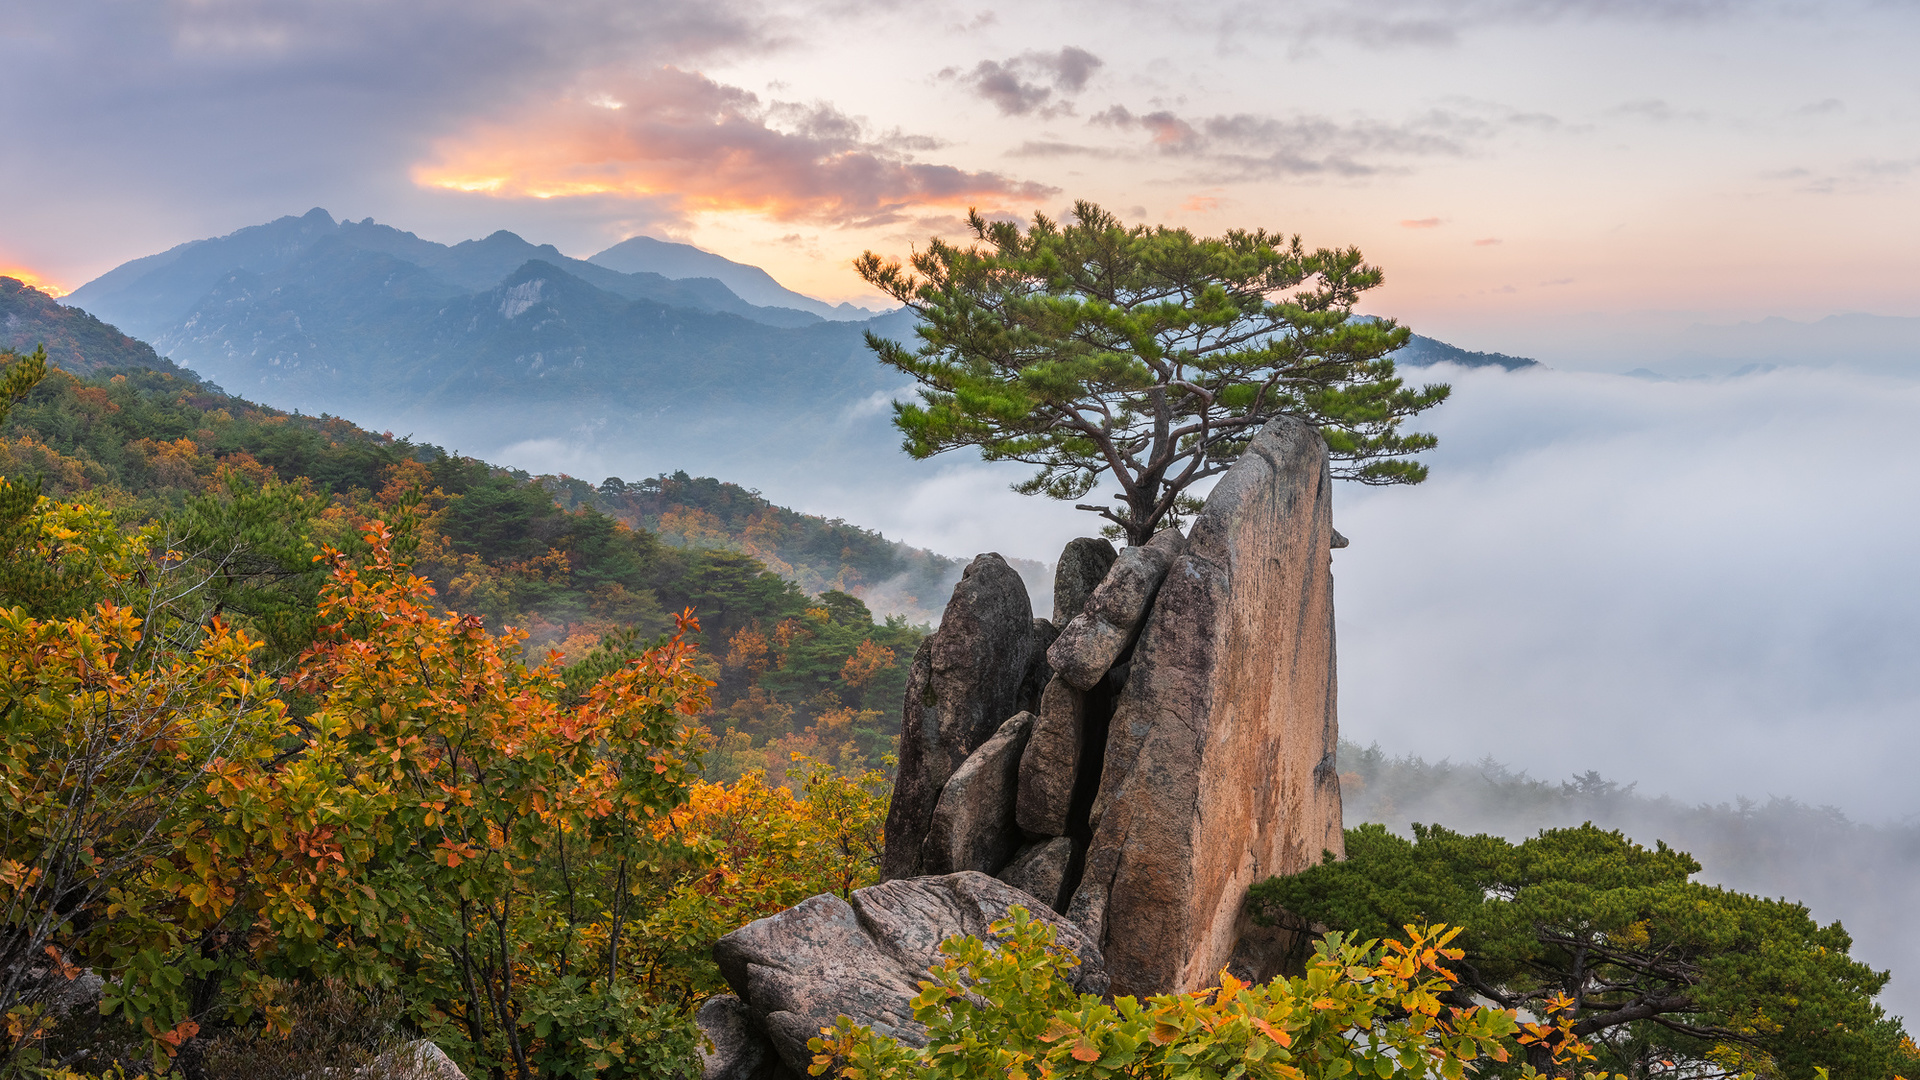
xmin=1090 ymin=103 xmax=1475 ymax=178
xmin=1005 ymin=140 xmax=1125 ymax=159
xmin=6 ymin=0 xmax=775 ymax=278
xmin=1334 ymin=364 xmax=1920 ymax=822
xmin=413 ymin=66 xmax=1056 ymax=226
xmin=1212 ymin=0 xmax=1749 ymax=49
xmin=1472 ymin=237 xmax=1502 ymax=246
xmin=1400 ymin=217 xmax=1443 ymax=228
xmin=943 ymin=46 xmax=1105 ymax=117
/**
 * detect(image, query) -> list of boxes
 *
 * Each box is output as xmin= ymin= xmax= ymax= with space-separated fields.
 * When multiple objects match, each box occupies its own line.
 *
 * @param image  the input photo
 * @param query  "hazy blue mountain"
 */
xmin=65 ymin=209 xmax=828 ymax=342
xmin=2 ymin=276 xmax=188 ymax=377
xmin=1392 ymin=335 xmax=1540 ymax=370
xmin=589 ymin=235 xmax=883 ymax=322
xmin=62 ymin=212 xmax=925 ymax=493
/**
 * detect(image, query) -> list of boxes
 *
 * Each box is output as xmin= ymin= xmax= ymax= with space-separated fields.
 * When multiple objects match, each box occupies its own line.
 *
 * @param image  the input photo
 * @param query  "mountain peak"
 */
xmin=589 ymin=235 xmax=881 ymax=322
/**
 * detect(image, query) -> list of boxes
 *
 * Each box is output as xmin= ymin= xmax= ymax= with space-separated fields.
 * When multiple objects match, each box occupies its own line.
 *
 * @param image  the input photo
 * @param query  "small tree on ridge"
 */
xmin=855 ymin=203 xmax=1449 ymax=544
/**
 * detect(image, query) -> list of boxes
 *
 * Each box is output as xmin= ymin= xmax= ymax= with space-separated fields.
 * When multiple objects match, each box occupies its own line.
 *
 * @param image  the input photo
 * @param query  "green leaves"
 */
xmin=0 ymin=345 xmax=47 ymax=427
xmin=858 ymin=203 xmax=1447 ymax=542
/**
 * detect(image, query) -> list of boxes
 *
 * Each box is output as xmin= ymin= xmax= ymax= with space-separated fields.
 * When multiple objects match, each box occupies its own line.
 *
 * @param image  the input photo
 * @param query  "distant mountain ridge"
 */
xmin=588 ymin=235 xmax=883 ymax=321
xmin=57 ymin=211 xmax=1541 ymax=514
xmin=66 ymin=208 xmax=835 ymax=340
xmin=1391 ymin=335 xmax=1540 ymax=371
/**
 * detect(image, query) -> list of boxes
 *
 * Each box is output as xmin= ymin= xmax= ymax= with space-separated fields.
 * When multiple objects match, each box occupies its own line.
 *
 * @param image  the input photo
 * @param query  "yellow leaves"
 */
xmin=1040 ymin=1017 xmax=1079 ymax=1044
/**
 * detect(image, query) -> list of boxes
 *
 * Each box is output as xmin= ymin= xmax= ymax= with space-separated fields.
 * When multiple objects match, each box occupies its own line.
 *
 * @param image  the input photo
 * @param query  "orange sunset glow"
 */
xmin=1 ymin=268 xmax=68 ymax=298
xmin=414 ymin=67 xmax=1052 ymax=228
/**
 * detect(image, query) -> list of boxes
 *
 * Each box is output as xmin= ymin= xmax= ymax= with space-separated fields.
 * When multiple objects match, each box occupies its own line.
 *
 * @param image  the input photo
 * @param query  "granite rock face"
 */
xmin=1065 ymin=415 xmax=1345 ymax=997
xmin=923 ymin=711 xmax=1035 ymax=875
xmin=882 ymin=555 xmax=1039 ymax=880
xmin=1052 ymin=537 xmax=1118 ymax=627
xmin=1046 ymin=528 xmax=1186 ymax=691
xmin=714 ymin=872 xmax=1106 ymax=1075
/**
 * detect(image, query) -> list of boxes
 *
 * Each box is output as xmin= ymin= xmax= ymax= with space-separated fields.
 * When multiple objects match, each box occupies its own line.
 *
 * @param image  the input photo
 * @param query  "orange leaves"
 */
xmin=1249 ymin=1015 xmax=1293 ymax=1048
xmin=839 ymin=639 xmax=897 ymax=689
xmin=1070 ymin=1034 xmax=1102 ymax=1062
xmin=727 ymin=626 xmax=772 ymax=674
xmin=140 ymin=1016 xmax=201 ymax=1058
xmin=43 ymin=945 xmax=80 ymax=982
xmin=437 ymin=839 xmax=482 ymax=868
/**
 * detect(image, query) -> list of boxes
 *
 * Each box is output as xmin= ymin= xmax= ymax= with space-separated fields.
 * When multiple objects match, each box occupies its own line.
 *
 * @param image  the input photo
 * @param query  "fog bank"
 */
xmin=1333 ymin=363 xmax=1920 ymax=822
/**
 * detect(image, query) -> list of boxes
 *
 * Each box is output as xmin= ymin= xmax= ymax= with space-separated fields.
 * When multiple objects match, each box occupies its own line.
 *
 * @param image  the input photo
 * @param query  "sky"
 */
xmin=5 ymin=0 xmax=1920 ymax=361
xmin=4 ymin=2 xmax=1919 ymax=819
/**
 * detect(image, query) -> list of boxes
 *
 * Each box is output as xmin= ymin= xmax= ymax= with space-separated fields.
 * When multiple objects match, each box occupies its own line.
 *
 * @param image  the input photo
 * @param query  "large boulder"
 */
xmin=1052 ymin=537 xmax=1118 ymax=627
xmin=1064 ymin=416 xmax=1345 ymax=998
xmin=882 ymin=555 xmax=1039 ymax=880
xmin=715 ymin=872 xmax=1106 ymax=1075
xmin=1046 ymin=528 xmax=1186 ymax=691
xmin=922 ymin=711 xmax=1035 ymax=875
xmin=1014 ymin=677 xmax=1086 ymax=837
xmin=995 ymin=836 xmax=1075 ymax=912
xmin=365 ymin=1041 xmax=469 ymax=1080
xmin=696 ymin=994 xmax=787 ymax=1080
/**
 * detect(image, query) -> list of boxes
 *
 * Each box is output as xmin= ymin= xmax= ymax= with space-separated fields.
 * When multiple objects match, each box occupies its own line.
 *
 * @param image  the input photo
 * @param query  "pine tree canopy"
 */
xmin=1252 ymin=822 xmax=1918 ymax=1080
xmin=855 ymin=202 xmax=1450 ymax=544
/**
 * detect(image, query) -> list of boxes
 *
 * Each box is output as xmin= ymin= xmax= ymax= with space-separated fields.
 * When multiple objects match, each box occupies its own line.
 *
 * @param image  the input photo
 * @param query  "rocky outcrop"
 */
xmin=1046 ymin=528 xmax=1186 ymax=690
xmin=922 ymin=712 xmax=1034 ymax=875
xmin=705 ymin=415 xmax=1345 ymax=1068
xmin=1066 ymin=416 xmax=1344 ymax=996
xmin=714 ymin=872 xmax=1106 ymax=1075
xmin=881 ymin=555 xmax=1041 ymax=880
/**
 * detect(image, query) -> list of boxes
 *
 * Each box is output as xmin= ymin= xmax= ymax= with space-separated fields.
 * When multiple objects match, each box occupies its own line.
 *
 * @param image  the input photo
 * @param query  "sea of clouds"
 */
xmin=1332 ymin=362 xmax=1920 ymax=824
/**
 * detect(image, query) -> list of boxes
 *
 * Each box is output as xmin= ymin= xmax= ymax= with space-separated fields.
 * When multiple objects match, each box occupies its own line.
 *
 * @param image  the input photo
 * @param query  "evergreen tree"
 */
xmin=1253 ymin=823 xmax=1918 ymax=1079
xmin=856 ymin=204 xmax=1448 ymax=543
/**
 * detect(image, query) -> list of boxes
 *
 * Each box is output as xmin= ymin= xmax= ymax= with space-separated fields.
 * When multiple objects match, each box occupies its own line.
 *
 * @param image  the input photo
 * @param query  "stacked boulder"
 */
xmin=707 ymin=416 xmax=1346 ymax=1076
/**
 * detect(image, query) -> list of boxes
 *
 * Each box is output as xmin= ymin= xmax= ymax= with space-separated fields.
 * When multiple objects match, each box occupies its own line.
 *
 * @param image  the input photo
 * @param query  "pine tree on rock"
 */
xmin=856 ymin=203 xmax=1448 ymax=544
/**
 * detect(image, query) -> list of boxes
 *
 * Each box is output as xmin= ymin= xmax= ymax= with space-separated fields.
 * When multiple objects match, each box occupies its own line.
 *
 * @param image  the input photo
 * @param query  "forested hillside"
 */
xmin=1 ymin=276 xmax=189 ymax=377
xmin=0 ymin=353 xmax=923 ymax=781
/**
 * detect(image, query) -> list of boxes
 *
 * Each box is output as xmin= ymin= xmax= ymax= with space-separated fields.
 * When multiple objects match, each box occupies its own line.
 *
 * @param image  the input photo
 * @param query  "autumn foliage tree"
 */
xmin=0 ymin=488 xmax=892 ymax=1078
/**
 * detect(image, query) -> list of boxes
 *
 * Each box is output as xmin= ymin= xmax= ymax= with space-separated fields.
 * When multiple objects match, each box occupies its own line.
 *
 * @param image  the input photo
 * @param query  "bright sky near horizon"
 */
xmin=4 ymin=0 xmax=1918 ymax=360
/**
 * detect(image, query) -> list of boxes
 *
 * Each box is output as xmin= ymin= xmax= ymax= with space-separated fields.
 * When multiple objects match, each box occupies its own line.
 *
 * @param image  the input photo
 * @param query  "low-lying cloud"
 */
xmin=413 ymin=66 xmax=1055 ymax=226
xmin=1333 ymin=362 xmax=1920 ymax=822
